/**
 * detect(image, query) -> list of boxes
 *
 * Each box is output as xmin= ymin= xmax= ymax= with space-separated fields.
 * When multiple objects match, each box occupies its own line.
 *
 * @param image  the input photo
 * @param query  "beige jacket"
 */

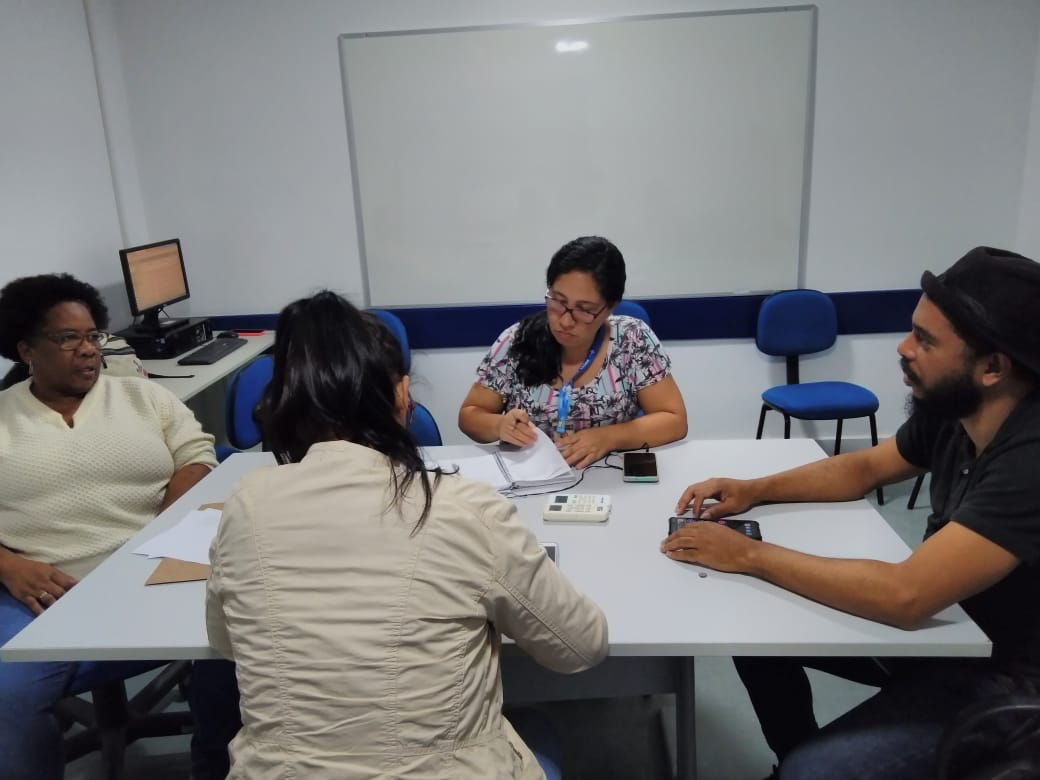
xmin=207 ymin=440 xmax=608 ymax=779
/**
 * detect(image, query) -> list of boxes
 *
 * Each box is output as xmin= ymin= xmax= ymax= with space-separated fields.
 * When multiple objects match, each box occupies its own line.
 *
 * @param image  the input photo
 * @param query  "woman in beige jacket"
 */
xmin=206 ymin=292 xmax=609 ymax=779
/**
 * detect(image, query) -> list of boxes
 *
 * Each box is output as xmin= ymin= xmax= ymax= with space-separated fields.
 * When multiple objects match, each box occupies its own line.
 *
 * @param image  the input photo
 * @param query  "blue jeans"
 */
xmin=506 ymin=706 xmax=563 ymax=780
xmin=734 ymin=656 xmax=1029 ymax=780
xmin=0 ymin=586 xmax=159 ymax=780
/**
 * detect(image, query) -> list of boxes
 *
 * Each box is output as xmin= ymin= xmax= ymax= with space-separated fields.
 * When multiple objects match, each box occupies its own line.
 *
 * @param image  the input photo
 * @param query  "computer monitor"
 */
xmin=119 ymin=238 xmax=190 ymax=332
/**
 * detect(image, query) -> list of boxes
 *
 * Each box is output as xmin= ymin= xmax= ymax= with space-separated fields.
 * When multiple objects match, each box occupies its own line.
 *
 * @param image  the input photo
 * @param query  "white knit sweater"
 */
xmin=0 ymin=375 xmax=217 ymax=578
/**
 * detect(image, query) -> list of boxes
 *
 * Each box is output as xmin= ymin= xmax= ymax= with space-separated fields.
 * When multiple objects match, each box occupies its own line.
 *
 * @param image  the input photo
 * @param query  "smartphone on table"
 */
xmin=668 ymin=516 xmax=762 ymax=540
xmin=623 ymin=451 xmax=658 ymax=483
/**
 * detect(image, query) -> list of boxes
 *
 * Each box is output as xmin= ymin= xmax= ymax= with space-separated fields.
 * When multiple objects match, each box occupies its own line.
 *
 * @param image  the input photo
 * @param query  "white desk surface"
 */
xmin=141 ymin=332 xmax=274 ymax=402
xmin=1 ymin=438 xmax=990 ymax=664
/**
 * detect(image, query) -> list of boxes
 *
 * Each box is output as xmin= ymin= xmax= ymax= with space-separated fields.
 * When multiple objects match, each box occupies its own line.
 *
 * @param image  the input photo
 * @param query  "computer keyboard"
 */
xmin=177 ymin=337 xmax=247 ymax=365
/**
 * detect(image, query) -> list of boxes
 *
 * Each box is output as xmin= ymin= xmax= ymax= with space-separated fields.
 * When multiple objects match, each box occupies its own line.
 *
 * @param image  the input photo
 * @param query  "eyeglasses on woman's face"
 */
xmin=39 ymin=330 xmax=111 ymax=351
xmin=544 ymin=290 xmax=607 ymax=325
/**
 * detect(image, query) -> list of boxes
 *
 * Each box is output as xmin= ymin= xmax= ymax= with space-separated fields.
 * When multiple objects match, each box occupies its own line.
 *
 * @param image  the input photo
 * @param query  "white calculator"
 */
xmin=542 ymin=493 xmax=611 ymax=523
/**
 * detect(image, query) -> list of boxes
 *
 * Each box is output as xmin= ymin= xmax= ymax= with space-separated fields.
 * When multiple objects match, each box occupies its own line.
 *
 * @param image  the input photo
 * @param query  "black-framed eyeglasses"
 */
xmin=544 ymin=290 xmax=607 ymax=325
xmin=40 ymin=330 xmax=111 ymax=351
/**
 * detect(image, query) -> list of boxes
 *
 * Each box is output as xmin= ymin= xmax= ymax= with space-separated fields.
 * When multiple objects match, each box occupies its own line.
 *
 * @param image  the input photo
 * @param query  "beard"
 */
xmin=902 ymin=358 xmax=983 ymax=420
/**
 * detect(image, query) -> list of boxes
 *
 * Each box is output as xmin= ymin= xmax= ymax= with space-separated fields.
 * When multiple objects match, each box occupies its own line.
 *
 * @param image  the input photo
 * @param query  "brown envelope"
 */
xmin=146 ymin=557 xmax=210 ymax=585
xmin=143 ymin=502 xmax=224 ymax=585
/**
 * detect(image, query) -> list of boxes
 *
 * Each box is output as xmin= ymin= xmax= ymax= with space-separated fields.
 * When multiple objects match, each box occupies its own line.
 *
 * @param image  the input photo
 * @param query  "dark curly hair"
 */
xmin=511 ymin=236 xmax=626 ymax=386
xmin=0 ymin=273 xmax=110 ymax=362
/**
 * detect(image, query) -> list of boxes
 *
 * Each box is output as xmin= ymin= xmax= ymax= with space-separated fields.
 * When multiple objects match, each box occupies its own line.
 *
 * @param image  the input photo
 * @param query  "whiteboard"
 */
xmin=340 ymin=8 xmax=816 ymax=307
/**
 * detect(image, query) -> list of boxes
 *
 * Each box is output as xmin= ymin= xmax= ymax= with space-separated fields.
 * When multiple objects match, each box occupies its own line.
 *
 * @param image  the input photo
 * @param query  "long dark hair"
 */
xmin=512 ymin=236 xmax=626 ymax=386
xmin=258 ymin=291 xmax=437 ymax=529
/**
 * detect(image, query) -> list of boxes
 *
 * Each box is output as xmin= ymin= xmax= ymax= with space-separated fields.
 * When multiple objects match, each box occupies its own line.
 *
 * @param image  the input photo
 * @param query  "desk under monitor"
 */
xmin=0 ymin=439 xmax=990 ymax=780
xmin=140 ymin=332 xmax=274 ymax=403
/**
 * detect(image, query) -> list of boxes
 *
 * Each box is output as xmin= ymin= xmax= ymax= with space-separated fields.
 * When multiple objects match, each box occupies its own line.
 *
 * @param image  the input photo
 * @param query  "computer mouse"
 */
xmin=217 ymin=330 xmax=240 ymax=339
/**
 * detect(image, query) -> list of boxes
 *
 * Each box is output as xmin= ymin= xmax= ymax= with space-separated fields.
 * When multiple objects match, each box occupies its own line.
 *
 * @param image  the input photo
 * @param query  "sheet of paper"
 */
xmin=133 ymin=508 xmax=221 ymax=565
xmin=433 ymin=454 xmax=508 ymax=490
xmin=497 ymin=427 xmax=572 ymax=482
xmin=431 ymin=430 xmax=572 ymax=492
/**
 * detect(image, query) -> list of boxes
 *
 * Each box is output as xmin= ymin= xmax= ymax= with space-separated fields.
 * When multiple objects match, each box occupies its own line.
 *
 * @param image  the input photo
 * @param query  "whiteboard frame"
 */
xmin=340 ymin=6 xmax=818 ymax=308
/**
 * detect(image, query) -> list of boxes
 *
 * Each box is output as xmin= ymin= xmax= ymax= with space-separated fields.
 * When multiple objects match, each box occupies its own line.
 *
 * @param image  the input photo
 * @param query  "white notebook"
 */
xmin=441 ymin=428 xmax=577 ymax=496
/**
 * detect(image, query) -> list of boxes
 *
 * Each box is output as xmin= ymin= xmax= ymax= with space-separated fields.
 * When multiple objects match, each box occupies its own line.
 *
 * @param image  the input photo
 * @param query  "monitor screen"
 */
xmin=119 ymin=238 xmax=190 ymax=330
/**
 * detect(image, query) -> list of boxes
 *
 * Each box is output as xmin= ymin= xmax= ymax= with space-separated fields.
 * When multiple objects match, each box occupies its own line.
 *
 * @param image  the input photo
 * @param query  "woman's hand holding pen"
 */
xmin=499 ymin=408 xmax=537 ymax=447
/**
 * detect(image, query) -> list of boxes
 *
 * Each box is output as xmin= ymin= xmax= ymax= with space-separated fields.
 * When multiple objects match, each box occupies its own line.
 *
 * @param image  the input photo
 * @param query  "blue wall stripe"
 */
xmin=208 ymin=289 xmax=920 ymax=349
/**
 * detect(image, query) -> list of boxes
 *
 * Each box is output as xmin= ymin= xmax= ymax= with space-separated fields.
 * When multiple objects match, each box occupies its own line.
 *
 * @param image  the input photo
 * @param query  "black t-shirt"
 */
xmin=896 ymin=391 xmax=1040 ymax=678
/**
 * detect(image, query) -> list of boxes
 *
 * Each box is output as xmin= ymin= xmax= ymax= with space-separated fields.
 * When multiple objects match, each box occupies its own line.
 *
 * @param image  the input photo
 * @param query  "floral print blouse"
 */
xmin=475 ymin=315 xmax=672 ymax=436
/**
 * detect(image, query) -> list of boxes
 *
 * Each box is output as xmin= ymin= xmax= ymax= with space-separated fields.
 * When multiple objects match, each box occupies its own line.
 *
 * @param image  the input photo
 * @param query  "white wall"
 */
xmin=0 ymin=0 xmax=127 ymax=322
xmin=99 ymin=0 xmax=1039 ymax=313
xmin=802 ymin=0 xmax=1038 ymax=288
xmin=411 ymin=333 xmax=906 ymax=447
xmin=5 ymin=1 xmax=1039 ymax=445
xmin=1018 ymin=20 xmax=1040 ymax=258
xmin=94 ymin=0 xmax=1038 ymax=443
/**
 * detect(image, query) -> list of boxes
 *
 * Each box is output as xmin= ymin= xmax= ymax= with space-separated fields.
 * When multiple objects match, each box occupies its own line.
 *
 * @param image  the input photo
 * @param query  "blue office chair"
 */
xmin=369 ymin=308 xmax=444 ymax=446
xmin=370 ymin=308 xmax=411 ymax=373
xmin=755 ymin=290 xmax=883 ymax=504
xmin=907 ymin=473 xmax=928 ymax=509
xmin=409 ymin=401 xmax=443 ymax=447
xmin=214 ymin=445 xmax=237 ymax=463
xmin=224 ymin=355 xmax=274 ymax=451
xmin=613 ymin=299 xmax=651 ymax=326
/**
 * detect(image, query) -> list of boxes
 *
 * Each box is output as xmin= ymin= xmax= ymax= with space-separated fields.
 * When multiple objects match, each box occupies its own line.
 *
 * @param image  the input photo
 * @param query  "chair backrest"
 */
xmin=409 ymin=401 xmax=443 ymax=446
xmin=613 ymin=300 xmax=652 ymax=326
xmin=370 ymin=308 xmax=411 ymax=373
xmin=370 ymin=309 xmax=440 ymax=444
xmin=756 ymin=289 xmax=838 ymax=357
xmin=224 ymin=355 xmax=274 ymax=450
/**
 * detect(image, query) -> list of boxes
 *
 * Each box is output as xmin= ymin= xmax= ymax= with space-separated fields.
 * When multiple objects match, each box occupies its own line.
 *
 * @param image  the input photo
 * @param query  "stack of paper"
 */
xmin=440 ymin=428 xmax=578 ymax=496
xmin=133 ymin=508 xmax=221 ymax=565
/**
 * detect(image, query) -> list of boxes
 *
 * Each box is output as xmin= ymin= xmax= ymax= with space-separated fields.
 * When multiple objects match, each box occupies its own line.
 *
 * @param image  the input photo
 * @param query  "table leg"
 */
xmin=676 ymin=656 xmax=697 ymax=780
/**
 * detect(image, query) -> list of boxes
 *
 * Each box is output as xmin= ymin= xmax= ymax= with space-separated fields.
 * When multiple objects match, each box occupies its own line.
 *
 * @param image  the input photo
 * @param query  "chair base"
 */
xmin=907 ymin=472 xmax=927 ymax=509
xmin=756 ymin=404 xmax=884 ymax=505
xmin=59 ymin=661 xmax=194 ymax=780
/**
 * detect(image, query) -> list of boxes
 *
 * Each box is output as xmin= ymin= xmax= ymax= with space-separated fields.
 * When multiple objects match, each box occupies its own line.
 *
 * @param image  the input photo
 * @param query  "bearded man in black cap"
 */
xmin=661 ymin=246 xmax=1040 ymax=780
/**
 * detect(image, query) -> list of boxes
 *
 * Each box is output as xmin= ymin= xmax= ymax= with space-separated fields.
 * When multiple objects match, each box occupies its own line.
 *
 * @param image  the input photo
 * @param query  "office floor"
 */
xmin=67 ymin=477 xmax=930 ymax=780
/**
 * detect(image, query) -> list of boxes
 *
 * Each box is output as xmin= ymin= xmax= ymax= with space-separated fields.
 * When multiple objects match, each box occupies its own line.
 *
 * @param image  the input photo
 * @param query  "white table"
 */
xmin=1 ymin=439 xmax=991 ymax=780
xmin=141 ymin=332 xmax=274 ymax=402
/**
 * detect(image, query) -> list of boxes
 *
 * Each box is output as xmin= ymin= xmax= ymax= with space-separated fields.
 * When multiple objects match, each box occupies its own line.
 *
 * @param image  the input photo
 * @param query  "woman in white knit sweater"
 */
xmin=0 ymin=273 xmax=217 ymax=780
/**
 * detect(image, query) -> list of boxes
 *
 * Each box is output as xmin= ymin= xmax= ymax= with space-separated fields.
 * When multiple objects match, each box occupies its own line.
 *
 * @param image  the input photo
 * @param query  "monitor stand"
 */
xmin=137 ymin=309 xmax=188 ymax=332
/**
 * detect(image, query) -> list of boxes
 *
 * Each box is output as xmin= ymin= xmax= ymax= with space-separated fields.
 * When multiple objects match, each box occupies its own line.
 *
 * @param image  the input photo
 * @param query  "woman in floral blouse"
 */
xmin=459 ymin=236 xmax=687 ymax=468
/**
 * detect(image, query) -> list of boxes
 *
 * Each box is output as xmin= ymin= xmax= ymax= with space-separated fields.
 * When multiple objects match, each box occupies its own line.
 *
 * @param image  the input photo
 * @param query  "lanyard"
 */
xmin=556 ymin=325 xmax=606 ymax=435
